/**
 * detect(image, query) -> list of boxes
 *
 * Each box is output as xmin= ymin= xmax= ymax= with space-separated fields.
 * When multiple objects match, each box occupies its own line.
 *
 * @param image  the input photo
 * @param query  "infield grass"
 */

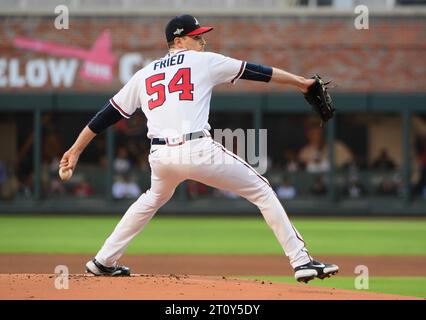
xmin=0 ymin=215 xmax=425 ymax=255
xmin=241 ymin=276 xmax=426 ymax=299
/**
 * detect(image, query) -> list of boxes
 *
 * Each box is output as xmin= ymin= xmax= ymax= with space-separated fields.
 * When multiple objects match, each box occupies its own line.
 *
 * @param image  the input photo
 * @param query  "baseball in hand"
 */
xmin=59 ymin=167 xmax=73 ymax=181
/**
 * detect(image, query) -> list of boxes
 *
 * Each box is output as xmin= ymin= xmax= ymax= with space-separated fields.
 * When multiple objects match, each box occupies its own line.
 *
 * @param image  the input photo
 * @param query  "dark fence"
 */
xmin=0 ymin=92 xmax=425 ymax=215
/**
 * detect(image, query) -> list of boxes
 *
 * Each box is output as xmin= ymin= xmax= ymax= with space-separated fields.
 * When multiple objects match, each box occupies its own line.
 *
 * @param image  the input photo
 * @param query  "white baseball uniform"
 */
xmin=95 ymin=49 xmax=311 ymax=269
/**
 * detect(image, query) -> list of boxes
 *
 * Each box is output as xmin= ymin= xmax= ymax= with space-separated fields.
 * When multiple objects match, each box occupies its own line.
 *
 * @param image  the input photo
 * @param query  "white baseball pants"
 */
xmin=95 ymin=137 xmax=311 ymax=269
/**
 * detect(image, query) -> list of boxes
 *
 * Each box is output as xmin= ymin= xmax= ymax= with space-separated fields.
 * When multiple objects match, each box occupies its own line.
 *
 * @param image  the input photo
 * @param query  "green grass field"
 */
xmin=0 ymin=215 xmax=425 ymax=298
xmin=0 ymin=216 xmax=425 ymax=255
xmin=242 ymin=276 xmax=426 ymax=299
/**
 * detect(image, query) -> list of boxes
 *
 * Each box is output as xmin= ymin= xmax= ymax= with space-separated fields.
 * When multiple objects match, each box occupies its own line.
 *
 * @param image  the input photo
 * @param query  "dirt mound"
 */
xmin=0 ymin=274 xmax=421 ymax=300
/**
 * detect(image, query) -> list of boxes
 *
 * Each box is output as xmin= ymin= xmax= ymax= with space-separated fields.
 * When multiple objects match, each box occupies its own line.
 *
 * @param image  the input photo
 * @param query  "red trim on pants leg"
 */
xmin=214 ymin=141 xmax=271 ymax=188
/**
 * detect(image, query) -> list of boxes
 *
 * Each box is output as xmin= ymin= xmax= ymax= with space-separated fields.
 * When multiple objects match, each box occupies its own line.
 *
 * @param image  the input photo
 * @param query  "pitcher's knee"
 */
xmin=153 ymin=193 xmax=174 ymax=208
xmin=133 ymin=189 xmax=174 ymax=211
xmin=147 ymin=190 xmax=174 ymax=208
xmin=247 ymin=185 xmax=275 ymax=206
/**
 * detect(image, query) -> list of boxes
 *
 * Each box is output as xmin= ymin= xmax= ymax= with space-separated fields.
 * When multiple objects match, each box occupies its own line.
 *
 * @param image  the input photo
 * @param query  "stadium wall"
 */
xmin=0 ymin=15 xmax=425 ymax=93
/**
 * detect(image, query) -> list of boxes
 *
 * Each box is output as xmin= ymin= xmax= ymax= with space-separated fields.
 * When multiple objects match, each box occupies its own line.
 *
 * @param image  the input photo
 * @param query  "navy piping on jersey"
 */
xmin=110 ymin=98 xmax=131 ymax=119
xmin=231 ymin=61 xmax=247 ymax=84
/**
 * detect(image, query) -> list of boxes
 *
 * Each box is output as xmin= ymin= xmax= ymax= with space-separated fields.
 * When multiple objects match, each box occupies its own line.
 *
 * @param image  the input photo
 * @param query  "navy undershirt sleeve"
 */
xmin=240 ymin=62 xmax=273 ymax=82
xmin=88 ymin=101 xmax=124 ymax=134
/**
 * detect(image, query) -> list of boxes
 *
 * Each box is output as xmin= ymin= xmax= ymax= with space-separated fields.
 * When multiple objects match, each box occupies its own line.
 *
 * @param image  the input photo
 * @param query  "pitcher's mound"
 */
xmin=0 ymin=274 xmax=420 ymax=300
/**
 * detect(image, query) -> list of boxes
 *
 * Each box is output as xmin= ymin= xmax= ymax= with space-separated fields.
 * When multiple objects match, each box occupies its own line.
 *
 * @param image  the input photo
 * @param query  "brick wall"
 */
xmin=0 ymin=15 xmax=425 ymax=92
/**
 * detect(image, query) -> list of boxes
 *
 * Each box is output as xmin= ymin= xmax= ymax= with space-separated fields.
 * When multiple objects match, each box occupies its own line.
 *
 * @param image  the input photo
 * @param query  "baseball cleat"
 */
xmin=85 ymin=259 xmax=130 ymax=276
xmin=294 ymin=260 xmax=339 ymax=284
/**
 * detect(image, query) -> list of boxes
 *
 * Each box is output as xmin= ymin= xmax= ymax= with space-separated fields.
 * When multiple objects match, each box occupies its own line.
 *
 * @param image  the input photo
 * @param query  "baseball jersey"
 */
xmin=110 ymin=49 xmax=246 ymax=139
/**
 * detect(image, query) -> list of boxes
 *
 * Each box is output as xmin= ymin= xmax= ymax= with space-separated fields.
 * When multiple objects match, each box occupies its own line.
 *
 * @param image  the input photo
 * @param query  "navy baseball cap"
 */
xmin=165 ymin=14 xmax=213 ymax=43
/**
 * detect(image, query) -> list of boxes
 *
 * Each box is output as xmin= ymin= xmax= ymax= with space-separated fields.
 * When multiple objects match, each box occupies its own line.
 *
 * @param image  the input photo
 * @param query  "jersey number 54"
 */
xmin=145 ymin=68 xmax=194 ymax=110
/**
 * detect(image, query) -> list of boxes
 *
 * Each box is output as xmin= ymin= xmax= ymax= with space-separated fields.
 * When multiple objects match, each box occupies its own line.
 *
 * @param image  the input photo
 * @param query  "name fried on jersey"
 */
xmin=153 ymin=53 xmax=185 ymax=70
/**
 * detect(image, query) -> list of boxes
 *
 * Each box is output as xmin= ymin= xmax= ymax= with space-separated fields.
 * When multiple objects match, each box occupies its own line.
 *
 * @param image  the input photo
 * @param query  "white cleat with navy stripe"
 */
xmin=294 ymin=260 xmax=339 ymax=283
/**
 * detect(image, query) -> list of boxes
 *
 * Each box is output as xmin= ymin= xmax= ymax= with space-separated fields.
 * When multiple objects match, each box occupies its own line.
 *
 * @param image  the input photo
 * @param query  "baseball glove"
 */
xmin=303 ymin=74 xmax=335 ymax=127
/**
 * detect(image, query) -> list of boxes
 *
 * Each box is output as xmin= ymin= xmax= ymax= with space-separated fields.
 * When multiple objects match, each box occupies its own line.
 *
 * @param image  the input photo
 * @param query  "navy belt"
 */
xmin=151 ymin=130 xmax=210 ymax=145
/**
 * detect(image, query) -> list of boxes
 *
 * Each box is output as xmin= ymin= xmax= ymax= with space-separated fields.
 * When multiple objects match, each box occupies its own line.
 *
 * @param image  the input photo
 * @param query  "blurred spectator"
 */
xmin=376 ymin=173 xmax=402 ymax=196
xmin=112 ymin=174 xmax=141 ymax=199
xmin=298 ymin=126 xmax=354 ymax=170
xmin=310 ymin=175 xmax=327 ymax=195
xmin=344 ymin=154 xmax=367 ymax=172
xmin=48 ymin=178 xmax=66 ymax=196
xmin=275 ymin=177 xmax=297 ymax=200
xmin=42 ymin=130 xmax=62 ymax=165
xmin=187 ymin=181 xmax=209 ymax=199
xmin=114 ymin=113 xmax=147 ymax=144
xmin=136 ymin=143 xmax=151 ymax=172
xmin=38 ymin=116 xmax=66 ymax=197
xmin=283 ymin=150 xmax=301 ymax=172
xmin=94 ymin=137 xmax=108 ymax=168
xmin=345 ymin=176 xmax=365 ymax=199
xmin=415 ymin=136 xmax=426 ymax=195
xmin=369 ymin=147 xmax=401 ymax=196
xmin=18 ymin=174 xmax=33 ymax=198
xmin=306 ymin=150 xmax=330 ymax=173
xmin=215 ymin=189 xmax=239 ymax=199
xmin=45 ymin=156 xmax=66 ymax=196
xmin=114 ymin=114 xmax=150 ymax=171
xmin=345 ymin=160 xmax=360 ymax=179
xmin=114 ymin=146 xmax=132 ymax=174
xmin=0 ymin=161 xmax=19 ymax=201
xmin=15 ymin=119 xmax=38 ymax=197
xmin=0 ymin=161 xmax=6 ymax=189
xmin=369 ymin=115 xmax=426 ymax=189
xmin=372 ymin=148 xmax=396 ymax=170
xmin=393 ymin=173 xmax=403 ymax=195
xmin=73 ymin=177 xmax=95 ymax=198
xmin=343 ymin=157 xmax=366 ymax=198
xmin=114 ymin=112 xmax=148 ymax=169
xmin=377 ymin=179 xmax=397 ymax=195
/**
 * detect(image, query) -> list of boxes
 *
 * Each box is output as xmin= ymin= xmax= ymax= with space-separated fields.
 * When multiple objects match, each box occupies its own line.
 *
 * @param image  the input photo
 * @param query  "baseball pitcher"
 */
xmin=60 ymin=14 xmax=337 ymax=283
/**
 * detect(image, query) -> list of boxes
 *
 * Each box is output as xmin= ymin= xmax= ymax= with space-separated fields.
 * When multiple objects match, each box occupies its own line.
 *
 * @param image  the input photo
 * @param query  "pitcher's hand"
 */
xmin=60 ymin=148 xmax=80 ymax=172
